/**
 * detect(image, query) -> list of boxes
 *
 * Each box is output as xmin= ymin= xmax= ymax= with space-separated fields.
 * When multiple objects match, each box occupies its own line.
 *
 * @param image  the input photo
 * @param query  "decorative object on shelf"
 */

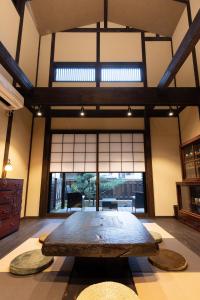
xmin=39 ymin=233 xmax=49 ymax=244
xmin=181 ymin=135 xmax=200 ymax=180
xmin=76 ymin=281 xmax=139 ymax=300
xmin=149 ymin=231 xmax=162 ymax=243
xmin=4 ymin=159 xmax=13 ymax=172
xmin=148 ymin=248 xmax=188 ymax=271
xmin=10 ymin=249 xmax=54 ymax=275
xmin=0 ymin=179 xmax=23 ymax=239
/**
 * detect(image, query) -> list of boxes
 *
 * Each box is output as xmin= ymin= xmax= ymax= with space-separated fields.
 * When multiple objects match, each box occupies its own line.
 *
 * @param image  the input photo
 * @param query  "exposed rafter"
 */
xmin=158 ymin=9 xmax=200 ymax=88
xmin=0 ymin=42 xmax=33 ymax=91
xmin=20 ymin=87 xmax=200 ymax=107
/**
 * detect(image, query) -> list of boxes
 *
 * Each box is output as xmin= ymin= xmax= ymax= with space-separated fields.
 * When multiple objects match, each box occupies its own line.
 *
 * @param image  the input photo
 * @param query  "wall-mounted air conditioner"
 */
xmin=0 ymin=72 xmax=24 ymax=110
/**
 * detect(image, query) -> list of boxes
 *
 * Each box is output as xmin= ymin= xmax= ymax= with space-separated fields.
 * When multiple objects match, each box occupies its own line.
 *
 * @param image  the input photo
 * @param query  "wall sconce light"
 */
xmin=80 ymin=106 xmax=85 ymax=117
xmin=4 ymin=159 xmax=13 ymax=172
xmin=127 ymin=106 xmax=132 ymax=117
xmin=168 ymin=106 xmax=174 ymax=117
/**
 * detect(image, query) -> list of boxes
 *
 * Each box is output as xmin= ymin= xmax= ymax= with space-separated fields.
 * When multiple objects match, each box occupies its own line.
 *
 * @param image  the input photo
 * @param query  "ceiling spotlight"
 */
xmin=127 ymin=106 xmax=132 ymax=117
xmin=36 ymin=106 xmax=42 ymax=117
xmin=80 ymin=106 xmax=85 ymax=117
xmin=168 ymin=106 xmax=174 ymax=117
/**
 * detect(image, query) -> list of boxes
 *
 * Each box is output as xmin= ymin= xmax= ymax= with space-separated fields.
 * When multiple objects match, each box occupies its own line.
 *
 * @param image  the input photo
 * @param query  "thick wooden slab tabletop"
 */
xmin=42 ymin=212 xmax=158 ymax=257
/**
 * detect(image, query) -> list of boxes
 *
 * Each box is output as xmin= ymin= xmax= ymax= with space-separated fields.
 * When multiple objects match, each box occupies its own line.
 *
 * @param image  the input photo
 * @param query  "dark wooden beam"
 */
xmin=104 ymin=0 xmax=108 ymax=28
xmin=21 ymin=87 xmax=200 ymax=107
xmin=0 ymin=42 xmax=33 ymax=90
xmin=158 ymin=9 xmax=200 ymax=88
xmin=48 ymin=33 xmax=55 ymax=87
xmin=48 ymin=109 xmax=178 ymax=118
xmin=144 ymin=115 xmax=155 ymax=217
xmin=144 ymin=37 xmax=171 ymax=42
xmin=39 ymin=115 xmax=51 ymax=217
xmin=62 ymin=28 xmax=145 ymax=33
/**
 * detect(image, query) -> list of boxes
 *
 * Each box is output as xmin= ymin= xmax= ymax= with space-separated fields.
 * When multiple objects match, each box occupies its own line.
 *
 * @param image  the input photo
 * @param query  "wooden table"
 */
xmin=42 ymin=212 xmax=158 ymax=299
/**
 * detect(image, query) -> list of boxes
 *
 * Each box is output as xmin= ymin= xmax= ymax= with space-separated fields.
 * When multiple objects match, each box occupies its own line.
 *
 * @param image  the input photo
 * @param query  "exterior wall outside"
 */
xmin=19 ymin=5 xmax=39 ymax=85
xmin=0 ymin=108 xmax=8 ymax=175
xmin=151 ymin=118 xmax=182 ymax=216
xmin=26 ymin=118 xmax=45 ymax=216
xmin=6 ymin=108 xmax=33 ymax=217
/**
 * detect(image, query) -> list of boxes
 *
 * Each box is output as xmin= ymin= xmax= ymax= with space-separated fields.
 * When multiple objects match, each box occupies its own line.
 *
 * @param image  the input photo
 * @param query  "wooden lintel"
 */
xmin=19 ymin=87 xmax=200 ymax=107
xmin=48 ymin=109 xmax=178 ymax=118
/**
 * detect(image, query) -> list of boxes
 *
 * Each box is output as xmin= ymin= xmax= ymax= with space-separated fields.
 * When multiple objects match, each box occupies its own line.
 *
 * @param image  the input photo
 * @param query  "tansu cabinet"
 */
xmin=0 ymin=179 xmax=23 ymax=239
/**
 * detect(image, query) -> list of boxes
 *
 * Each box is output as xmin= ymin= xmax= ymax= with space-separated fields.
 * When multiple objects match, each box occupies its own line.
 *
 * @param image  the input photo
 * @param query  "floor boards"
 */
xmin=0 ymin=217 xmax=199 ymax=259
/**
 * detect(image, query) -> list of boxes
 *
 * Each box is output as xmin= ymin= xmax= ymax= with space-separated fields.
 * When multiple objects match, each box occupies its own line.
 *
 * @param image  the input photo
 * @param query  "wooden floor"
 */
xmin=0 ymin=217 xmax=200 ymax=259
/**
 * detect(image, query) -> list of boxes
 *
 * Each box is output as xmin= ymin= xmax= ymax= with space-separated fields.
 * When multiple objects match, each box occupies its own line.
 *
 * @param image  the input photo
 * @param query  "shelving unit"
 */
xmin=177 ymin=135 xmax=200 ymax=231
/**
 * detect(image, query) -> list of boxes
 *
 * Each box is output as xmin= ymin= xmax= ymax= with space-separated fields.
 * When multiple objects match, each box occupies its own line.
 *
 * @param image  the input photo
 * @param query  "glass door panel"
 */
xmin=49 ymin=173 xmax=96 ymax=213
xmin=99 ymin=173 xmax=145 ymax=213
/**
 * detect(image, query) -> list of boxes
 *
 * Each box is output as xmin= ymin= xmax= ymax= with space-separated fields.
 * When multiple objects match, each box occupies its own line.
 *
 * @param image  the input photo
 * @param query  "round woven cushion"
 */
xmin=39 ymin=233 xmax=49 ymax=244
xmin=149 ymin=231 xmax=163 ymax=243
xmin=10 ymin=249 xmax=54 ymax=275
xmin=148 ymin=248 xmax=188 ymax=271
xmin=76 ymin=282 xmax=139 ymax=300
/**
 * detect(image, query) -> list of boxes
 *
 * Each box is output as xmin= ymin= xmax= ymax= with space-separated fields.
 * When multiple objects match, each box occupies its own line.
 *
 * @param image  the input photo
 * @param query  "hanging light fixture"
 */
xmin=80 ymin=106 xmax=85 ymax=117
xmin=127 ymin=106 xmax=132 ymax=117
xmin=36 ymin=106 xmax=42 ymax=117
xmin=168 ymin=106 xmax=174 ymax=117
xmin=4 ymin=159 xmax=13 ymax=172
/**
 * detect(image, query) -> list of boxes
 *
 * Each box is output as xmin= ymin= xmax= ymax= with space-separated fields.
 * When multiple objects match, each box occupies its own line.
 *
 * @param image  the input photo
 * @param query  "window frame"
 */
xmin=53 ymin=62 xmax=144 ymax=83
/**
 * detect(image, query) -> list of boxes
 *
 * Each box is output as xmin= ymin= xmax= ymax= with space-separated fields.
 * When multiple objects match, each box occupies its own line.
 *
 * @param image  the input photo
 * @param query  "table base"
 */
xmin=62 ymin=257 xmax=137 ymax=300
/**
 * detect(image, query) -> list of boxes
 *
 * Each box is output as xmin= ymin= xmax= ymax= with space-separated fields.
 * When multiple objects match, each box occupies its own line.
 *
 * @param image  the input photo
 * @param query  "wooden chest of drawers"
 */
xmin=0 ymin=179 xmax=23 ymax=239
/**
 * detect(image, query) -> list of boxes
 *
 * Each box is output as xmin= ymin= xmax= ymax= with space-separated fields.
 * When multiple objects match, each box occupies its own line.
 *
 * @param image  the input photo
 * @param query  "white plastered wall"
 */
xmin=26 ymin=118 xmax=45 ymax=216
xmin=19 ymin=5 xmax=39 ymax=85
xmin=6 ymin=108 xmax=33 ymax=217
xmin=0 ymin=0 xmax=20 ymax=82
xmin=151 ymin=118 xmax=182 ymax=216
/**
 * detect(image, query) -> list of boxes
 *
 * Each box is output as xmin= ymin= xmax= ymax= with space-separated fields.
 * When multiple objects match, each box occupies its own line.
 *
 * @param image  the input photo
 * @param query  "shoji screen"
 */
xmin=98 ymin=133 xmax=145 ymax=172
xmin=50 ymin=134 xmax=96 ymax=172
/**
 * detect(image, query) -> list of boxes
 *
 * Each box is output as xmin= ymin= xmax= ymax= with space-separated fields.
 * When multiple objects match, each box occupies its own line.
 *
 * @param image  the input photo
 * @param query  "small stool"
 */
xmin=148 ymin=248 xmax=188 ymax=271
xmin=149 ymin=231 xmax=163 ymax=244
xmin=10 ymin=249 xmax=54 ymax=275
xmin=39 ymin=233 xmax=49 ymax=244
xmin=76 ymin=281 xmax=139 ymax=300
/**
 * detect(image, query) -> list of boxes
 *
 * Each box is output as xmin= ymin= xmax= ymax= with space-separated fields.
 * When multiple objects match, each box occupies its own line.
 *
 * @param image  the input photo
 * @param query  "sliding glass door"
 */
xmin=48 ymin=132 xmax=146 ymax=214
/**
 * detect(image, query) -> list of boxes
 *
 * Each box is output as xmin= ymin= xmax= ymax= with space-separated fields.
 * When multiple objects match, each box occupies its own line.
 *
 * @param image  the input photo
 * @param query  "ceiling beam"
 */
xmin=158 ymin=9 xmax=200 ymax=88
xmin=20 ymin=87 xmax=200 ymax=107
xmin=48 ymin=109 xmax=177 ymax=118
xmin=62 ymin=27 xmax=145 ymax=33
xmin=0 ymin=42 xmax=33 ymax=90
